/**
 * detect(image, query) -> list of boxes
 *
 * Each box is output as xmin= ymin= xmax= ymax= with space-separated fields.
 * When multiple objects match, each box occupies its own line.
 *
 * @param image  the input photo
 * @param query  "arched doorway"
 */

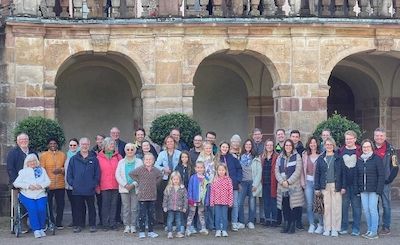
xmin=328 ymin=51 xmax=400 ymax=140
xmin=193 ymin=51 xmax=276 ymax=141
xmin=55 ymin=52 xmax=143 ymax=143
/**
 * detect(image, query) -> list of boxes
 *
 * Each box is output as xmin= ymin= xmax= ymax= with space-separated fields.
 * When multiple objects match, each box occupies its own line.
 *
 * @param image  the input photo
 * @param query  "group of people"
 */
xmin=6 ymin=126 xmax=398 ymax=240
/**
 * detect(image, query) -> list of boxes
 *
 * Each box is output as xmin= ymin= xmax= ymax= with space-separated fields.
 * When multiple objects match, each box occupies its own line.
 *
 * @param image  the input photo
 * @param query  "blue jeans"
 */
xmin=361 ymin=192 xmax=379 ymax=234
xmin=19 ymin=194 xmax=47 ymax=231
xmin=205 ymin=205 xmax=215 ymax=230
xmin=341 ymin=185 xmax=361 ymax=233
xmin=167 ymin=210 xmax=182 ymax=233
xmin=305 ymin=180 xmax=323 ymax=226
xmin=231 ymin=190 xmax=239 ymax=223
xmin=262 ymin=183 xmax=277 ymax=222
xmin=238 ymin=181 xmax=256 ymax=224
xmin=381 ymin=184 xmax=391 ymax=229
xmin=214 ymin=205 xmax=228 ymax=231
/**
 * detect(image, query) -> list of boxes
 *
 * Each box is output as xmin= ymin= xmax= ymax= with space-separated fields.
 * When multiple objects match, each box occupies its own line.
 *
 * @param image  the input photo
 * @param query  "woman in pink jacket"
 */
xmin=97 ymin=137 xmax=122 ymax=230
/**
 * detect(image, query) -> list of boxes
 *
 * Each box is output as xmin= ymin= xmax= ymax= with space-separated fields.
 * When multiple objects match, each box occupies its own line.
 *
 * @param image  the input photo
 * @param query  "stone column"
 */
xmin=334 ymin=0 xmax=345 ymax=16
xmin=132 ymin=97 xmax=143 ymax=130
xmin=250 ymin=0 xmax=261 ymax=16
xmin=262 ymin=0 xmax=277 ymax=16
xmin=73 ymin=0 xmax=83 ymax=17
xmin=141 ymin=85 xmax=156 ymax=133
xmin=14 ymin=0 xmax=41 ymax=16
xmin=159 ymin=0 xmax=182 ymax=16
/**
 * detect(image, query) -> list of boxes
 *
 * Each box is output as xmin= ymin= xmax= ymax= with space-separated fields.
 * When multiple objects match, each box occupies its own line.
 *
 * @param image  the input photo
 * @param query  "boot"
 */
xmin=280 ymin=221 xmax=289 ymax=233
xmin=288 ymin=222 xmax=296 ymax=234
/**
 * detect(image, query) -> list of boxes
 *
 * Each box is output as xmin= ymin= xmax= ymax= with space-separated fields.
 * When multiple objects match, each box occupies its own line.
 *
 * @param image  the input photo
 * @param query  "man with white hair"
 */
xmin=7 ymin=132 xmax=37 ymax=233
xmin=110 ymin=127 xmax=127 ymax=158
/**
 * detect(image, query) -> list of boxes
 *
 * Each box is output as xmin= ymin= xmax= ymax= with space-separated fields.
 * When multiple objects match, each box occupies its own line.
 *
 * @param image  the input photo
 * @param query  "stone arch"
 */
xmin=55 ymin=51 xmax=144 ymax=143
xmin=192 ymin=49 xmax=280 ymax=140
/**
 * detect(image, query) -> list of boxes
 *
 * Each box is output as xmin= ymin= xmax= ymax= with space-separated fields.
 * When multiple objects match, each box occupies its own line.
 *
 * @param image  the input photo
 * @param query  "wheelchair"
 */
xmin=10 ymin=188 xmax=56 ymax=237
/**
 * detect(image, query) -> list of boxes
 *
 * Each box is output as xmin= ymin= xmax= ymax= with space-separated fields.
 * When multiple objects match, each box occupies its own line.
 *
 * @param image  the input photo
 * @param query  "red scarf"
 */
xmin=375 ymin=142 xmax=387 ymax=159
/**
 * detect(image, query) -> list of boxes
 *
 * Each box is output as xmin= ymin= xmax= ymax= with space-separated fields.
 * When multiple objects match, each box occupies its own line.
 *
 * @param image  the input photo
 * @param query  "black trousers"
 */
xmin=282 ymin=196 xmax=294 ymax=224
xmin=138 ymin=201 xmax=155 ymax=232
xmin=101 ymin=190 xmax=118 ymax=228
xmin=96 ymin=193 xmax=103 ymax=225
xmin=48 ymin=189 xmax=65 ymax=226
xmin=72 ymin=195 xmax=96 ymax=227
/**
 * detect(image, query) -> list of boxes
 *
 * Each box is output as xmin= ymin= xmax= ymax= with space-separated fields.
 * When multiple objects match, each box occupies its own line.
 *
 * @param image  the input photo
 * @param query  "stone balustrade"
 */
xmin=2 ymin=0 xmax=400 ymax=20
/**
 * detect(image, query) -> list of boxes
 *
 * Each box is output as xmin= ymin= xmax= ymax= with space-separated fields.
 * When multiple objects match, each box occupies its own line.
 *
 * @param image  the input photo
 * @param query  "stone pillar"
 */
xmin=141 ymin=85 xmax=156 ymax=133
xmin=359 ymin=0 xmax=369 ymax=17
xmin=186 ymin=0 xmax=209 ymax=16
xmin=348 ymin=0 xmax=358 ymax=17
xmin=395 ymin=0 xmax=400 ymax=18
xmin=40 ymin=0 xmax=56 ymax=17
xmin=125 ymin=0 xmax=136 ymax=17
xmin=212 ymin=0 xmax=223 ymax=16
xmin=232 ymin=0 xmax=244 ymax=16
xmin=250 ymin=0 xmax=261 ymax=16
xmin=321 ymin=0 xmax=331 ymax=16
xmin=73 ymin=0 xmax=83 ymax=17
xmin=334 ymin=0 xmax=345 ymax=16
xmin=275 ymin=0 xmax=285 ymax=15
xmin=14 ymin=0 xmax=41 ymax=16
xmin=60 ymin=0 xmax=71 ymax=17
xmin=87 ymin=0 xmax=105 ymax=17
xmin=263 ymin=0 xmax=277 ymax=16
xmin=132 ymin=97 xmax=143 ymax=130
xmin=159 ymin=0 xmax=182 ymax=16
xmin=142 ymin=0 xmax=158 ymax=17
xmin=248 ymin=96 xmax=275 ymax=139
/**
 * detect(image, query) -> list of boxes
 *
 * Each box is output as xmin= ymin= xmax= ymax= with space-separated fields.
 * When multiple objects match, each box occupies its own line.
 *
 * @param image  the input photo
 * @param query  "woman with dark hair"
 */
xmin=214 ymin=141 xmax=243 ymax=231
xmin=238 ymin=139 xmax=262 ymax=229
xmin=301 ymin=136 xmax=323 ymax=234
xmin=64 ymin=138 xmax=80 ymax=228
xmin=356 ymin=139 xmax=384 ymax=240
xmin=275 ymin=139 xmax=304 ymax=234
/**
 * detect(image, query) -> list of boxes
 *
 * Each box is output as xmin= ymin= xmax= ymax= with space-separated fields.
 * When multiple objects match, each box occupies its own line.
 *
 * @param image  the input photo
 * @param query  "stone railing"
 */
xmin=2 ymin=0 xmax=400 ymax=19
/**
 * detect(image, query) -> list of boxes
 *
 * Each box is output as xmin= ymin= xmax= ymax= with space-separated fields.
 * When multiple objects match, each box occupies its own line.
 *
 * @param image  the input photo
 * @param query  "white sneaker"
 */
xmin=247 ymin=222 xmax=255 ymax=229
xmin=231 ymin=223 xmax=238 ymax=231
xmin=222 ymin=230 xmax=229 ymax=237
xmin=40 ymin=229 xmax=46 ymax=237
xmin=308 ymin=224 xmax=316 ymax=234
xmin=185 ymin=229 xmax=191 ymax=237
xmin=323 ymin=230 xmax=330 ymax=236
xmin=338 ymin=229 xmax=348 ymax=235
xmin=167 ymin=232 xmax=173 ymax=239
xmin=331 ymin=230 xmax=339 ymax=237
xmin=34 ymin=230 xmax=41 ymax=238
xmin=130 ymin=226 xmax=136 ymax=233
xmin=199 ymin=228 xmax=209 ymax=235
xmin=139 ymin=232 xmax=146 ymax=238
xmin=237 ymin=223 xmax=245 ymax=229
xmin=315 ymin=225 xmax=324 ymax=234
xmin=215 ymin=230 xmax=221 ymax=237
xmin=124 ymin=225 xmax=130 ymax=233
xmin=148 ymin=232 xmax=159 ymax=238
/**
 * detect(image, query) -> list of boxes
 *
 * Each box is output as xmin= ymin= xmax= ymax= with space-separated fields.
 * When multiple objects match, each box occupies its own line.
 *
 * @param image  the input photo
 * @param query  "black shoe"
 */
xmin=259 ymin=218 xmax=265 ymax=224
xmin=90 ymin=226 xmax=97 ymax=233
xmin=264 ymin=221 xmax=271 ymax=227
xmin=73 ymin=226 xmax=82 ymax=233
xmin=280 ymin=221 xmax=289 ymax=233
xmin=296 ymin=222 xmax=305 ymax=231
xmin=288 ymin=222 xmax=296 ymax=234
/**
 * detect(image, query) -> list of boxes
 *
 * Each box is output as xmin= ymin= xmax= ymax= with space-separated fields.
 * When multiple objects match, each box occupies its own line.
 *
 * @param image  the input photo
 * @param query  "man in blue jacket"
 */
xmin=67 ymin=137 xmax=100 ymax=233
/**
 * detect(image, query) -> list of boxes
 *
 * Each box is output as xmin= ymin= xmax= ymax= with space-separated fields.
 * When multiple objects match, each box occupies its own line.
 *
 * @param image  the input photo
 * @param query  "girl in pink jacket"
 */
xmin=210 ymin=164 xmax=233 ymax=237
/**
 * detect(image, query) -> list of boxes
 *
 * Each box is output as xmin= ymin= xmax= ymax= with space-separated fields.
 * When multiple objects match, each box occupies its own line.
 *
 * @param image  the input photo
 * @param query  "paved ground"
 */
xmin=1 ymin=201 xmax=399 ymax=245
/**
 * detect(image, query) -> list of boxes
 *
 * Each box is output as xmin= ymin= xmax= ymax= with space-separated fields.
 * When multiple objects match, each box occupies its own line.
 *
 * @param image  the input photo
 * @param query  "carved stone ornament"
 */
xmin=375 ymin=37 xmax=394 ymax=52
xmin=90 ymin=34 xmax=110 ymax=52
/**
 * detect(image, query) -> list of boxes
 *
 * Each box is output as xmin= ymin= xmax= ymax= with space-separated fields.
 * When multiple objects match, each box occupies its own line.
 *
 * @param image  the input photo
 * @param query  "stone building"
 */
xmin=0 ymin=0 xmax=400 ymax=213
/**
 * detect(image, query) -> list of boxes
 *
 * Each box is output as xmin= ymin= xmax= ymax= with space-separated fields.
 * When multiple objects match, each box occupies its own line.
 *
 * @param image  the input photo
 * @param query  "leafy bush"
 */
xmin=14 ymin=116 xmax=65 ymax=152
xmin=150 ymin=113 xmax=202 ymax=148
xmin=313 ymin=112 xmax=363 ymax=147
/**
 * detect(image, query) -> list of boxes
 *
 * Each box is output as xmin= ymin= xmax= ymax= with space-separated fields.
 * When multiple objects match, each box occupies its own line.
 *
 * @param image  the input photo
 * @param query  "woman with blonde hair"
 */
xmin=13 ymin=154 xmax=51 ymax=238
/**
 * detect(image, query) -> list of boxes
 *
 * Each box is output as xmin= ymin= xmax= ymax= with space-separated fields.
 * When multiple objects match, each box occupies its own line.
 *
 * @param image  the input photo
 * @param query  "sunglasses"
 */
xmin=70 ymin=144 xmax=77 ymax=147
xmin=126 ymin=149 xmax=135 ymax=151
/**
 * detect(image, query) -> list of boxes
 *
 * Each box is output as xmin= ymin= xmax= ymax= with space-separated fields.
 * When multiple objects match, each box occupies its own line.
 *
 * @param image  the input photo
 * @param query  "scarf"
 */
xmin=67 ymin=149 xmax=79 ymax=159
xmin=240 ymin=153 xmax=253 ymax=167
xmin=360 ymin=152 xmax=373 ymax=161
xmin=33 ymin=167 xmax=42 ymax=178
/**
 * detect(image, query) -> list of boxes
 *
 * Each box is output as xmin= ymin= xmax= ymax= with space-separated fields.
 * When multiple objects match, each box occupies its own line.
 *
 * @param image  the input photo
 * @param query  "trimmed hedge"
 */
xmin=313 ymin=112 xmax=363 ymax=148
xmin=150 ymin=113 xmax=202 ymax=148
xmin=14 ymin=116 xmax=65 ymax=152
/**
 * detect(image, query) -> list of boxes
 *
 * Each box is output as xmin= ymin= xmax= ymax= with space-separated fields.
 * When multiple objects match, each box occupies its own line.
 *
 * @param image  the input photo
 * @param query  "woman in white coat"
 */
xmin=13 ymin=153 xmax=50 ymax=238
xmin=115 ymin=143 xmax=143 ymax=233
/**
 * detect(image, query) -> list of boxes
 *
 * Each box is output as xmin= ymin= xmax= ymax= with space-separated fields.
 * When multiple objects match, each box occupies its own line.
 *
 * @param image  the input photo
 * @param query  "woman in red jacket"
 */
xmin=97 ymin=137 xmax=122 ymax=230
xmin=260 ymin=140 xmax=278 ymax=227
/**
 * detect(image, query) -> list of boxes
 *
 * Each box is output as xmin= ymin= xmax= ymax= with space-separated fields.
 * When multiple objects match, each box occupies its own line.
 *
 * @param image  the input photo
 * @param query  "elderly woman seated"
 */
xmin=13 ymin=153 xmax=50 ymax=238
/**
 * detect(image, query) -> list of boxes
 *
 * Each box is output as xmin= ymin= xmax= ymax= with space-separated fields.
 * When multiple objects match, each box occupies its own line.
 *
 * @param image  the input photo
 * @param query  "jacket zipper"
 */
xmin=363 ymin=160 xmax=367 ymax=192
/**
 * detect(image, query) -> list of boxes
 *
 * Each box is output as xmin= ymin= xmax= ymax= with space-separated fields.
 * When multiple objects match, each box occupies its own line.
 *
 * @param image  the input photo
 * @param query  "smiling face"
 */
xmin=144 ymin=154 xmax=155 ymax=167
xmin=362 ymin=141 xmax=373 ymax=154
xmin=217 ymin=165 xmax=227 ymax=177
xmin=48 ymin=140 xmax=58 ymax=151
xmin=172 ymin=175 xmax=180 ymax=186
xmin=193 ymin=135 xmax=203 ymax=148
xmin=17 ymin=134 xmax=29 ymax=149
xmin=110 ymin=128 xmax=120 ymax=141
xmin=135 ymin=130 xmax=145 ymax=143
xmin=180 ymin=153 xmax=189 ymax=164
xmin=206 ymin=133 xmax=216 ymax=144
xmin=27 ymin=159 xmax=37 ymax=168
xmin=265 ymin=140 xmax=274 ymax=153
xmin=142 ymin=141 xmax=151 ymax=153
xmin=125 ymin=146 xmax=136 ymax=157
xmin=195 ymin=162 xmax=205 ymax=175
xmin=252 ymin=130 xmax=262 ymax=143
xmin=374 ymin=131 xmax=386 ymax=146
xmin=309 ymin=138 xmax=318 ymax=151
xmin=276 ymin=130 xmax=285 ymax=143
xmin=290 ymin=133 xmax=300 ymax=144
xmin=220 ymin=143 xmax=230 ymax=155
xmin=165 ymin=137 xmax=176 ymax=150
xmin=244 ymin=140 xmax=253 ymax=153
xmin=204 ymin=143 xmax=212 ymax=155
xmin=284 ymin=141 xmax=294 ymax=155
xmin=69 ymin=140 xmax=78 ymax=152
xmin=170 ymin=129 xmax=180 ymax=142
xmin=345 ymin=134 xmax=357 ymax=148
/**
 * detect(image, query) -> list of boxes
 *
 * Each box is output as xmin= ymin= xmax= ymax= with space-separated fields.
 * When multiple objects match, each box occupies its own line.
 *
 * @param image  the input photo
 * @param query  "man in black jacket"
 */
xmin=7 ymin=132 xmax=37 ymax=233
xmin=373 ymin=128 xmax=399 ymax=235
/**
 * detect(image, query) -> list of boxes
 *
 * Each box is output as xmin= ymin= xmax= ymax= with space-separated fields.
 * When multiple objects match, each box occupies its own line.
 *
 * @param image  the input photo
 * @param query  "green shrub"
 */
xmin=14 ymin=116 xmax=65 ymax=152
xmin=313 ymin=112 xmax=363 ymax=148
xmin=150 ymin=113 xmax=202 ymax=148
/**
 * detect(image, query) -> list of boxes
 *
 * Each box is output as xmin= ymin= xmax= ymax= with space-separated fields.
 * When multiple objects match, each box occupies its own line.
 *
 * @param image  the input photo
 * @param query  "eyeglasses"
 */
xmin=126 ymin=149 xmax=135 ymax=151
xmin=70 ymin=144 xmax=77 ymax=147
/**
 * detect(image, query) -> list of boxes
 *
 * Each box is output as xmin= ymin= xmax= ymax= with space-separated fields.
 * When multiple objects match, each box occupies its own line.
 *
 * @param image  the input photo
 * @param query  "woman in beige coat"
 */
xmin=275 ymin=139 xmax=304 ymax=234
